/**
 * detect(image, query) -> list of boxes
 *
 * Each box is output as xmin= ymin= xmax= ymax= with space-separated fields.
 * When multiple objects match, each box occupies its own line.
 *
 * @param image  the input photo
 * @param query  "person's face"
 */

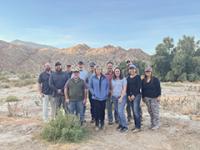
xmin=44 ymin=63 xmax=51 ymax=71
xmin=78 ymin=64 xmax=84 ymax=70
xmin=67 ymin=66 xmax=71 ymax=72
xmin=96 ymin=68 xmax=102 ymax=76
xmin=55 ymin=65 xmax=62 ymax=72
xmin=114 ymin=69 xmax=121 ymax=77
xmin=129 ymin=68 xmax=136 ymax=75
xmin=90 ymin=66 xmax=95 ymax=72
xmin=107 ymin=63 xmax=113 ymax=72
xmin=126 ymin=61 xmax=131 ymax=67
xmin=73 ymin=71 xmax=80 ymax=79
xmin=145 ymin=71 xmax=152 ymax=77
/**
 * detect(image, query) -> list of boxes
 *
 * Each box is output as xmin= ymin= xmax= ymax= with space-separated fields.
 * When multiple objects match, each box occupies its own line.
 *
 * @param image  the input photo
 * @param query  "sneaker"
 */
xmin=115 ymin=120 xmax=119 ymax=124
xmin=116 ymin=125 xmax=122 ymax=131
xmin=95 ymin=127 xmax=99 ymax=131
xmin=108 ymin=121 xmax=113 ymax=125
xmin=100 ymin=125 xmax=105 ymax=130
xmin=120 ymin=127 xmax=128 ymax=133
xmin=132 ymin=128 xmax=141 ymax=133
xmin=151 ymin=126 xmax=159 ymax=130
xmin=90 ymin=119 xmax=95 ymax=123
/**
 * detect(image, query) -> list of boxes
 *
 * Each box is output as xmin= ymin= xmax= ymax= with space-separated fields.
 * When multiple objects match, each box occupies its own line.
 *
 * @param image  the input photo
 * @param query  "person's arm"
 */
xmin=155 ymin=78 xmax=161 ymax=101
xmin=64 ymin=80 xmax=70 ymax=103
xmin=83 ymin=81 xmax=88 ymax=105
xmin=89 ymin=77 xmax=94 ymax=96
xmin=119 ymin=78 xmax=127 ymax=102
xmin=49 ymin=73 xmax=57 ymax=91
xmin=38 ymin=74 xmax=44 ymax=97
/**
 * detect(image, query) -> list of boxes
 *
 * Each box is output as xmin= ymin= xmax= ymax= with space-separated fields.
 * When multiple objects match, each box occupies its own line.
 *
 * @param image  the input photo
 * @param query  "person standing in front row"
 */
xmin=111 ymin=67 xmax=128 ymax=132
xmin=127 ymin=64 xmax=142 ymax=133
xmin=38 ymin=63 xmax=55 ymax=122
xmin=89 ymin=66 xmax=109 ymax=131
xmin=142 ymin=66 xmax=161 ymax=130
xmin=87 ymin=62 xmax=96 ymax=123
xmin=64 ymin=67 xmax=87 ymax=125
xmin=49 ymin=62 xmax=69 ymax=114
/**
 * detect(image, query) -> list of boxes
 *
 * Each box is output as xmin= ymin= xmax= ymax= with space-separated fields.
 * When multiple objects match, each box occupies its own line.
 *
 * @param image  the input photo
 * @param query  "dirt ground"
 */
xmin=0 ymin=82 xmax=200 ymax=150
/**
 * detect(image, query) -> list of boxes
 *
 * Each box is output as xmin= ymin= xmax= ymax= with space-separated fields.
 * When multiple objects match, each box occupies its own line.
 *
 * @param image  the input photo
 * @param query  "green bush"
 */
xmin=6 ymin=96 xmax=20 ymax=102
xmin=177 ymin=73 xmax=187 ymax=82
xmin=19 ymin=73 xmax=32 ymax=80
xmin=41 ymin=111 xmax=88 ymax=143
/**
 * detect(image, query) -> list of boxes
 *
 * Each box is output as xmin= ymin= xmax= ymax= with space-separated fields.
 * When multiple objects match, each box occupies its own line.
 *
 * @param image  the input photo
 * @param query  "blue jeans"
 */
xmin=112 ymin=96 xmax=128 ymax=128
xmin=69 ymin=101 xmax=84 ymax=122
xmin=129 ymin=94 xmax=141 ymax=129
xmin=107 ymin=97 xmax=118 ymax=123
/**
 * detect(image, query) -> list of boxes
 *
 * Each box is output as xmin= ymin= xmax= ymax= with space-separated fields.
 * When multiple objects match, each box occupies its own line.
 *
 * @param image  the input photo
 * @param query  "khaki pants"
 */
xmin=42 ymin=95 xmax=56 ymax=121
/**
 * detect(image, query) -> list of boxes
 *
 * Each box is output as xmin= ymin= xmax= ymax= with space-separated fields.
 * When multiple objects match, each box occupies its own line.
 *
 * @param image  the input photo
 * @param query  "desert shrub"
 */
xmin=41 ymin=111 xmax=88 ymax=143
xmin=0 ymin=75 xmax=9 ymax=82
xmin=6 ymin=96 xmax=20 ymax=102
xmin=13 ymin=79 xmax=36 ymax=87
xmin=19 ymin=73 xmax=32 ymax=80
xmin=177 ymin=73 xmax=187 ymax=82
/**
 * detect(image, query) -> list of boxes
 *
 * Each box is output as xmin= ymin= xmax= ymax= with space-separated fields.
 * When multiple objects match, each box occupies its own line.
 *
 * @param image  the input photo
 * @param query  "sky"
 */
xmin=0 ymin=0 xmax=200 ymax=54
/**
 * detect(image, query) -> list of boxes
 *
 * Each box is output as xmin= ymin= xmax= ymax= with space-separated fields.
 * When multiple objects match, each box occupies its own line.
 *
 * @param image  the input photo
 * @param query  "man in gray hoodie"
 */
xmin=49 ymin=62 xmax=69 ymax=114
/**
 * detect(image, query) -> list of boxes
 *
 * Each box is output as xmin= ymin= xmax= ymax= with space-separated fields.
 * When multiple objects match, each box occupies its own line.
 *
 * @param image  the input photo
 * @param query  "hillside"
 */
xmin=0 ymin=40 xmax=151 ymax=73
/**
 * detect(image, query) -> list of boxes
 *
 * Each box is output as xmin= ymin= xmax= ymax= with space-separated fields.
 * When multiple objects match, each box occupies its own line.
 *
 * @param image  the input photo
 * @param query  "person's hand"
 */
xmin=83 ymin=99 xmax=87 ymax=105
xmin=157 ymin=96 xmax=161 ymax=102
xmin=40 ymin=93 xmax=44 ymax=98
xmin=128 ymin=96 xmax=131 ymax=101
xmin=131 ymin=95 xmax=135 ymax=101
xmin=118 ymin=97 xmax=123 ymax=103
xmin=57 ymin=89 xmax=62 ymax=94
xmin=65 ymin=98 xmax=69 ymax=103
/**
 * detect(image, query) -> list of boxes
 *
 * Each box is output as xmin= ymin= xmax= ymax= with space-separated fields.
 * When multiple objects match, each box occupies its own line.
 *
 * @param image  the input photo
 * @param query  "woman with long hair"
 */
xmin=111 ymin=67 xmax=128 ymax=132
xmin=142 ymin=66 xmax=161 ymax=130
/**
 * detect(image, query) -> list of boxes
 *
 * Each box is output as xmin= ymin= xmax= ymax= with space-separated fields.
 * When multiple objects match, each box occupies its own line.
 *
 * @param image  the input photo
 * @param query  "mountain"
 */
xmin=11 ymin=40 xmax=55 ymax=49
xmin=0 ymin=40 xmax=151 ymax=73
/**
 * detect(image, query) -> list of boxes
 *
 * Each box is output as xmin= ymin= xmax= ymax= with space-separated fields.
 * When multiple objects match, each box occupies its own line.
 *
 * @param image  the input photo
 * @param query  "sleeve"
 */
xmin=155 ymin=78 xmax=161 ymax=97
xmin=105 ymin=78 xmax=110 ymax=96
xmin=38 ymin=74 xmax=42 ymax=84
xmin=135 ymin=75 xmax=142 ymax=96
xmin=89 ymin=77 xmax=94 ymax=96
xmin=123 ymin=78 xmax=127 ymax=87
xmin=49 ymin=73 xmax=57 ymax=91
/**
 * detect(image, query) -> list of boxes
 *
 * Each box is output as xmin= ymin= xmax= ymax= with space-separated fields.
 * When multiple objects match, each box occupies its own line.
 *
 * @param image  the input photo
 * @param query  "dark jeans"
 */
xmin=126 ymin=98 xmax=132 ymax=120
xmin=129 ymin=94 xmax=142 ymax=129
xmin=94 ymin=99 xmax=106 ymax=127
xmin=89 ymin=92 xmax=95 ymax=120
xmin=54 ymin=95 xmax=67 ymax=114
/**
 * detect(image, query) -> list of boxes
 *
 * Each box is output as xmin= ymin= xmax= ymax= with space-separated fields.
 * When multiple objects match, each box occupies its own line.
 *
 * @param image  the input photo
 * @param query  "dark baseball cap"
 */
xmin=55 ymin=61 xmax=61 ymax=66
xmin=78 ymin=61 xmax=84 ymax=65
xmin=89 ymin=62 xmax=96 ymax=67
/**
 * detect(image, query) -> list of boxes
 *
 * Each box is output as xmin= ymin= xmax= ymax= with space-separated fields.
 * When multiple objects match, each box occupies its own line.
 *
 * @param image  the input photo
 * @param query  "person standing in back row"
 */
xmin=49 ymin=62 xmax=69 ymax=114
xmin=127 ymin=64 xmax=142 ymax=133
xmin=105 ymin=61 xmax=116 ymax=125
xmin=38 ymin=63 xmax=55 ymax=122
xmin=142 ymin=66 xmax=161 ymax=130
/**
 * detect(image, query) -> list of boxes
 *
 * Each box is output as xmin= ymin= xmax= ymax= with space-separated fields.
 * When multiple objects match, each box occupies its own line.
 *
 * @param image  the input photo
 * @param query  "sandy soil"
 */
xmin=0 ymin=83 xmax=200 ymax=150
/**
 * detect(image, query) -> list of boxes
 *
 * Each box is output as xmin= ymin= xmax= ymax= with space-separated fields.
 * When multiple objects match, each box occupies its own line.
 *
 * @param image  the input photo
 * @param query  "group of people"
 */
xmin=38 ymin=60 xmax=161 ymax=132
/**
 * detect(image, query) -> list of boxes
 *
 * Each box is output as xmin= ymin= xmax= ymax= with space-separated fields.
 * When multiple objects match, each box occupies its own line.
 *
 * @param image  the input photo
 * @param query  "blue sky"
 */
xmin=0 ymin=0 xmax=200 ymax=54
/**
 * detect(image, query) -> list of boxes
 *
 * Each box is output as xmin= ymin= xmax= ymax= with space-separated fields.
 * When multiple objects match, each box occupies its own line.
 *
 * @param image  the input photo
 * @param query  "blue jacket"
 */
xmin=89 ymin=74 xmax=109 ymax=101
